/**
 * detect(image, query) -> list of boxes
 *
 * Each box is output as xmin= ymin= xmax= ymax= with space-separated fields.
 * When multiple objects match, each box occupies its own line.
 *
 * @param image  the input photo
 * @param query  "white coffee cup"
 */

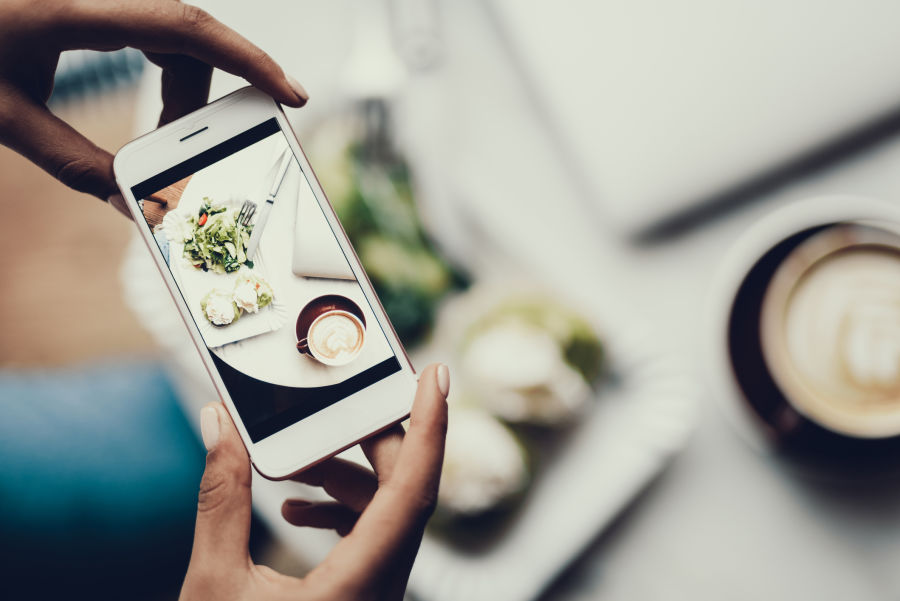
xmin=705 ymin=195 xmax=900 ymax=445
xmin=296 ymin=295 xmax=367 ymax=367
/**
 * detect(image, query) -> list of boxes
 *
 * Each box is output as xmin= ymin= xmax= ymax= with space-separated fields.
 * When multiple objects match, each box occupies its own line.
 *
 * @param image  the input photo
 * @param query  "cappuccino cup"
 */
xmin=706 ymin=196 xmax=900 ymax=471
xmin=296 ymin=295 xmax=367 ymax=367
xmin=760 ymin=224 xmax=900 ymax=439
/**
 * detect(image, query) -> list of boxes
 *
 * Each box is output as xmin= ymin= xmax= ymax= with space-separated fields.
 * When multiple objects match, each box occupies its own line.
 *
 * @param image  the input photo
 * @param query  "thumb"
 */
xmin=189 ymin=402 xmax=253 ymax=571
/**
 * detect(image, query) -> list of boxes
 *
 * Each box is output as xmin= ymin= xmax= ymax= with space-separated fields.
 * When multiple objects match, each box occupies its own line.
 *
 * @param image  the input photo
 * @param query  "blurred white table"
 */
xmin=127 ymin=1 xmax=900 ymax=599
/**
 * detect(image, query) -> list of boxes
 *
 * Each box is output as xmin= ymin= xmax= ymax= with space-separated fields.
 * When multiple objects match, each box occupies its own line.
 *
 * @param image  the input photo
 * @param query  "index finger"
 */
xmin=360 ymin=424 xmax=404 ymax=483
xmin=58 ymin=1 xmax=306 ymax=107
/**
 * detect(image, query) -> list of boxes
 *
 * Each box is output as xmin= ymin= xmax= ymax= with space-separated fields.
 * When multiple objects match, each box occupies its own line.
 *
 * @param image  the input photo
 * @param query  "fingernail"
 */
xmin=286 ymin=75 xmax=309 ymax=104
xmin=200 ymin=406 xmax=220 ymax=451
xmin=436 ymin=364 xmax=450 ymax=398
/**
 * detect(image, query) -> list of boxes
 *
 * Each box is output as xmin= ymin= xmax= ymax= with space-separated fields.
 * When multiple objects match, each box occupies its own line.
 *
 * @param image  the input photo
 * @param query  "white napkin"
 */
xmin=291 ymin=176 xmax=355 ymax=280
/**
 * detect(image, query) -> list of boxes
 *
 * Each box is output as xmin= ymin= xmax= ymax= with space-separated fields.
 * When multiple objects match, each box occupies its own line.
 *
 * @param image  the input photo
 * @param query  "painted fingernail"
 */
xmin=436 ymin=364 xmax=450 ymax=398
xmin=286 ymin=75 xmax=309 ymax=104
xmin=200 ymin=406 xmax=220 ymax=451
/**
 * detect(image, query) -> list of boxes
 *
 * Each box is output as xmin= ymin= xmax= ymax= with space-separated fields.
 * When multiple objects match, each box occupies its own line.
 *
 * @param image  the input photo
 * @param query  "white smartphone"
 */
xmin=114 ymin=86 xmax=416 ymax=479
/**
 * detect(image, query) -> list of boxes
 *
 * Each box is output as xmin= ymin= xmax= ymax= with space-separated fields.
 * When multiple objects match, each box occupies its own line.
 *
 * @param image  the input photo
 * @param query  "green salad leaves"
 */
xmin=183 ymin=199 xmax=253 ymax=273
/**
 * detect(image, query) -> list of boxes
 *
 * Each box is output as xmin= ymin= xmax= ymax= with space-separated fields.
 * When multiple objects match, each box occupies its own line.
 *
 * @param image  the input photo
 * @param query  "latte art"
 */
xmin=784 ymin=249 xmax=900 ymax=409
xmin=309 ymin=311 xmax=365 ymax=364
xmin=760 ymin=224 xmax=900 ymax=438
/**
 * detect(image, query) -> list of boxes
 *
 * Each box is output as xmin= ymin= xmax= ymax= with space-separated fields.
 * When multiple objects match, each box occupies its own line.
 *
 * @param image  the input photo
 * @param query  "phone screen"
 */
xmin=132 ymin=118 xmax=401 ymax=443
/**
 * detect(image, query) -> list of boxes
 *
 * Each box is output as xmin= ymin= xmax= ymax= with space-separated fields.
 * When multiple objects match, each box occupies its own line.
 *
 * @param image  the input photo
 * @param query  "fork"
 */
xmin=237 ymin=200 xmax=256 ymax=227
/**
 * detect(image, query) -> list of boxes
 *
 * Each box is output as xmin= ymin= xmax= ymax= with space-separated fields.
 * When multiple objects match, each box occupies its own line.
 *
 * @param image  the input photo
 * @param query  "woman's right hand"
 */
xmin=180 ymin=363 xmax=450 ymax=601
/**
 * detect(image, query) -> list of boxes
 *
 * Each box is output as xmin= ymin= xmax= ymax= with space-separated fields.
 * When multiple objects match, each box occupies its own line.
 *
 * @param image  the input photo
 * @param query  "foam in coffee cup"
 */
xmin=760 ymin=224 xmax=900 ymax=438
xmin=297 ymin=295 xmax=367 ymax=367
xmin=307 ymin=310 xmax=365 ymax=366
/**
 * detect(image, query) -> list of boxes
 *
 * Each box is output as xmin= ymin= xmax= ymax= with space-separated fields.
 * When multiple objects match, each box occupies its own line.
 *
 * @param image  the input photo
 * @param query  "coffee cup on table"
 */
xmin=296 ymin=295 xmax=367 ymax=367
xmin=760 ymin=224 xmax=900 ymax=439
xmin=705 ymin=196 xmax=900 ymax=474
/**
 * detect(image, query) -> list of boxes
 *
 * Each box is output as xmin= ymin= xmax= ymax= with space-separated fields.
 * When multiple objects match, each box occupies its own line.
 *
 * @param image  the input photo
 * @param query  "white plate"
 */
xmin=160 ymin=198 xmax=287 ymax=349
xmin=406 ymin=313 xmax=696 ymax=601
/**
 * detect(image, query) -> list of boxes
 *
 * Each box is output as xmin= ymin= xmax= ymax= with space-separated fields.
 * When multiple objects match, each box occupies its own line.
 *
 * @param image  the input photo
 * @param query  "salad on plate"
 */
xmin=182 ymin=199 xmax=254 ymax=273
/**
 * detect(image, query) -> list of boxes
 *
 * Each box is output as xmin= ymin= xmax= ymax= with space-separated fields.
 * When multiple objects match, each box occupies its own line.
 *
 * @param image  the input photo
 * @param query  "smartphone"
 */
xmin=114 ymin=86 xmax=416 ymax=479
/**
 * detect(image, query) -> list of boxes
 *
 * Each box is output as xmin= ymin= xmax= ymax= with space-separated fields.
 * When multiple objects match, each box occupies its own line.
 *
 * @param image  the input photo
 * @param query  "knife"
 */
xmin=246 ymin=148 xmax=293 ymax=261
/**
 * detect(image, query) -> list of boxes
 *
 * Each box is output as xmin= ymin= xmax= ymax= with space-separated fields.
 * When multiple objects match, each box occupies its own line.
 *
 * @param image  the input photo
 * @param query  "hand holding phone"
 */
xmin=0 ymin=0 xmax=306 ymax=217
xmin=181 ymin=364 xmax=449 ymax=601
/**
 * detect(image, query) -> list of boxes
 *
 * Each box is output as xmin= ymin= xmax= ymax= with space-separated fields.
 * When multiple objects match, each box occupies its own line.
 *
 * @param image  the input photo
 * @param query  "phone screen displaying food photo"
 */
xmin=131 ymin=118 xmax=401 ymax=442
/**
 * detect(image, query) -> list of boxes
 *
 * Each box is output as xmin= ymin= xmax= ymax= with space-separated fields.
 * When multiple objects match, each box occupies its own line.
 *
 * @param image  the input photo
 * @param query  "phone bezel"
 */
xmin=113 ymin=87 xmax=416 ymax=479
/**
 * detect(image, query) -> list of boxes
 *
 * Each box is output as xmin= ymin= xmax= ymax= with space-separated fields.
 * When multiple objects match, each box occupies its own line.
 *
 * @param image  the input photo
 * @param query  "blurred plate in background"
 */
xmin=237 ymin=295 xmax=697 ymax=601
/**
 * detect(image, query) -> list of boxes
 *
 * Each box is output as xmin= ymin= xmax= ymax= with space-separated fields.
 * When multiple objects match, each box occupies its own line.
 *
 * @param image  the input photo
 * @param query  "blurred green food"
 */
xmin=312 ymin=130 xmax=467 ymax=347
xmin=466 ymin=297 xmax=604 ymax=384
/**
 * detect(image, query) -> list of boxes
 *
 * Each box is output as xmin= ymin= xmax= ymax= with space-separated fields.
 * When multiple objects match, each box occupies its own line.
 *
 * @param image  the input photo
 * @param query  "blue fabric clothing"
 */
xmin=0 ymin=361 xmax=204 ymax=597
